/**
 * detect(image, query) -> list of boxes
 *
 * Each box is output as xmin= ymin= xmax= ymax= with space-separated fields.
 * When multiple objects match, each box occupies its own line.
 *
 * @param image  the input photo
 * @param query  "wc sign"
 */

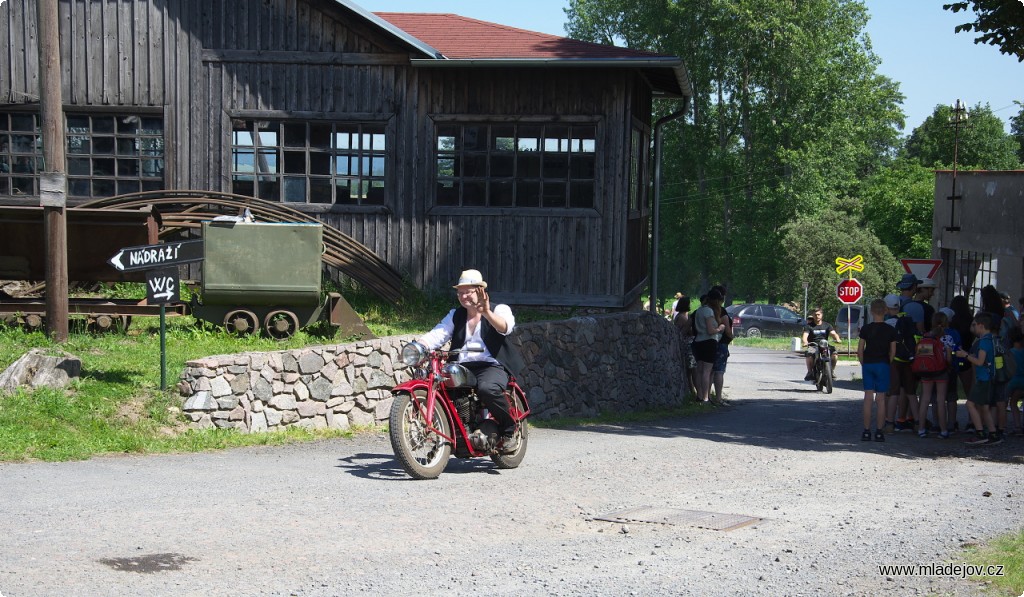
xmin=145 ymin=268 xmax=180 ymax=304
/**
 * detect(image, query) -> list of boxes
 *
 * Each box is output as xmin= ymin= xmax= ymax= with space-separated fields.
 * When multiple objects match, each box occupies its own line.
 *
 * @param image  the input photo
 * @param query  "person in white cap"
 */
xmin=418 ymin=269 xmax=525 ymax=453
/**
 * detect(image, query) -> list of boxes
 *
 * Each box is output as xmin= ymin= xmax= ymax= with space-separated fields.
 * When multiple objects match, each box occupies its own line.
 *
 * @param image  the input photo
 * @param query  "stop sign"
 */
xmin=836 ymin=278 xmax=863 ymax=304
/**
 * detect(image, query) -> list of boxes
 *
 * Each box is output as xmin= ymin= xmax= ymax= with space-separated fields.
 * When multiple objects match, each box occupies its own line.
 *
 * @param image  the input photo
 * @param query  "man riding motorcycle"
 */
xmin=803 ymin=307 xmax=841 ymax=381
xmin=417 ymin=269 xmax=526 ymax=453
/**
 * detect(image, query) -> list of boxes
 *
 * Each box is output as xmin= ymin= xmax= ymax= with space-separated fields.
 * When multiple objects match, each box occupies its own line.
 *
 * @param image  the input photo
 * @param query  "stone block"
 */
xmin=269 ymin=393 xmax=297 ymax=410
xmin=210 ymin=376 xmax=232 ymax=398
xmin=293 ymin=381 xmax=310 ymax=402
xmin=374 ymin=396 xmax=394 ymax=421
xmin=348 ymin=408 xmax=374 ymax=427
xmin=264 ymin=408 xmax=283 ymax=426
xmin=213 ymin=418 xmax=239 ymax=429
xmin=321 ymin=361 xmax=339 ymax=382
xmin=297 ymin=401 xmax=326 ymax=418
xmin=183 ymin=391 xmax=217 ymax=412
xmin=253 ymin=378 xmax=273 ymax=402
xmin=282 ymin=353 xmax=298 ymax=373
xmin=298 ymin=352 xmax=325 ymax=374
xmin=216 ymin=396 xmax=240 ymax=410
xmin=229 ymin=374 xmax=250 ymax=395
xmin=0 ymin=348 xmax=82 ymax=394
xmin=191 ymin=414 xmax=214 ymax=429
xmin=284 ymin=372 xmax=301 ymax=384
xmin=331 ymin=381 xmax=354 ymax=397
xmin=281 ymin=411 xmax=300 ymax=425
xmin=308 ymin=377 xmax=333 ymax=402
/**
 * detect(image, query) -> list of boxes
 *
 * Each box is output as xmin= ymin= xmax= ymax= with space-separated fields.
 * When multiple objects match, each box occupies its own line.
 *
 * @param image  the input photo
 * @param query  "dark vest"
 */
xmin=450 ymin=307 xmax=526 ymax=378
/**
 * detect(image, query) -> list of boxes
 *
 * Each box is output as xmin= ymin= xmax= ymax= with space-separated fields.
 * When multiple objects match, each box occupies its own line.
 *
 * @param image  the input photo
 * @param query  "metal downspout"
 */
xmin=649 ymin=99 xmax=690 ymax=314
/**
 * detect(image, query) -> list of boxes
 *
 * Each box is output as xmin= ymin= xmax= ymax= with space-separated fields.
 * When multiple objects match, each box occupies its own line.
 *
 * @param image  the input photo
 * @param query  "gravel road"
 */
xmin=1 ymin=347 xmax=1021 ymax=596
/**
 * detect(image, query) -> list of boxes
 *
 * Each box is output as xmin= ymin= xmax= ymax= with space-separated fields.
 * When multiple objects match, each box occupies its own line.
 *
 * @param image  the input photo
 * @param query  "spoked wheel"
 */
xmin=389 ymin=390 xmax=452 ymax=480
xmin=491 ymin=390 xmax=529 ymax=469
xmin=224 ymin=309 xmax=259 ymax=336
xmin=815 ymin=363 xmax=824 ymax=392
xmin=264 ymin=310 xmax=300 ymax=340
xmin=823 ymin=362 xmax=834 ymax=394
xmin=746 ymin=326 xmax=762 ymax=338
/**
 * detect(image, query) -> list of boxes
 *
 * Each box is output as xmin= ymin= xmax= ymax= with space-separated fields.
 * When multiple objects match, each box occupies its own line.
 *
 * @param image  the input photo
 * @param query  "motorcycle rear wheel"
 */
xmin=490 ymin=391 xmax=529 ymax=469
xmin=389 ymin=390 xmax=452 ymax=480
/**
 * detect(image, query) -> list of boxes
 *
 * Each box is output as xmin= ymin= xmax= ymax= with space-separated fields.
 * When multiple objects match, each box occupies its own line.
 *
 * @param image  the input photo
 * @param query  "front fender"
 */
xmin=392 ymin=378 xmax=429 ymax=394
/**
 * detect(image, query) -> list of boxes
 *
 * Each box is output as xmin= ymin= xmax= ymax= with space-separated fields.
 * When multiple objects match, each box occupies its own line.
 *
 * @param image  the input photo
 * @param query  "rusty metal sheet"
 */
xmin=594 ymin=507 xmax=763 ymax=532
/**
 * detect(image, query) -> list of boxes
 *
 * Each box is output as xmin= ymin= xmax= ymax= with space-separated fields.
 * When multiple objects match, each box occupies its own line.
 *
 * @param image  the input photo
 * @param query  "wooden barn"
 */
xmin=0 ymin=0 xmax=689 ymax=307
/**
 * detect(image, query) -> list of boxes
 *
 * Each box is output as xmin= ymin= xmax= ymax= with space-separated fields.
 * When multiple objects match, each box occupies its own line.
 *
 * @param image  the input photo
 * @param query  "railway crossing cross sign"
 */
xmin=836 ymin=278 xmax=863 ymax=305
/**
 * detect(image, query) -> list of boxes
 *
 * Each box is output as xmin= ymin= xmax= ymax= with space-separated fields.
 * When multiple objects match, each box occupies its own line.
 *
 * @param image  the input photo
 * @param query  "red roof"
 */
xmin=374 ymin=12 xmax=665 ymax=60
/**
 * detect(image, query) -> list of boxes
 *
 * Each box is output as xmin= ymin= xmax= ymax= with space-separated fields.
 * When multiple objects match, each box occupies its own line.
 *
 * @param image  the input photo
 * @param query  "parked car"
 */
xmin=730 ymin=304 xmax=806 ymax=338
xmin=836 ymin=304 xmax=866 ymax=340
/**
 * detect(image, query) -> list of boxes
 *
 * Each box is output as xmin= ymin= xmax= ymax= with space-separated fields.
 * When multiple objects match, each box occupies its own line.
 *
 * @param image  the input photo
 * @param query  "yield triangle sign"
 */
xmin=901 ymin=259 xmax=943 ymax=282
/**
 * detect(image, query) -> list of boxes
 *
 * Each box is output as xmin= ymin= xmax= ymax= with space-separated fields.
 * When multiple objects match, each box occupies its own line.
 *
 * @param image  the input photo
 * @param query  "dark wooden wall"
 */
xmin=1 ymin=0 xmax=655 ymax=307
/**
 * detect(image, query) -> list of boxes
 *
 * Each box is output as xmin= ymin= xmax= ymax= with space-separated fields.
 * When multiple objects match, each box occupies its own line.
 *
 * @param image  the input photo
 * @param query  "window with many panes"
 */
xmin=230 ymin=119 xmax=386 ymax=205
xmin=66 ymin=113 xmax=165 ymax=198
xmin=0 ymin=111 xmax=164 ymax=199
xmin=0 ymin=112 xmax=43 ymax=196
xmin=435 ymin=122 xmax=596 ymax=209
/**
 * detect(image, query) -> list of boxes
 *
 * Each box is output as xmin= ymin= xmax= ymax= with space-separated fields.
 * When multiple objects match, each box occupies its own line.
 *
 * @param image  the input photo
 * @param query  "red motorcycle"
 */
xmin=389 ymin=342 xmax=531 ymax=479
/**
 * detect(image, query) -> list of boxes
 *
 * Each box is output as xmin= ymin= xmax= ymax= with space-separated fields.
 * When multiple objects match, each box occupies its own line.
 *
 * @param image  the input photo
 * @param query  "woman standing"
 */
xmin=673 ymin=294 xmax=697 ymax=399
xmin=692 ymin=289 xmax=725 ymax=403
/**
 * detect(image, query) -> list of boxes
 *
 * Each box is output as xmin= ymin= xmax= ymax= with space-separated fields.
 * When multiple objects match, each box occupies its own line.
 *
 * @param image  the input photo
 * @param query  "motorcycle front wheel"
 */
xmin=491 ymin=391 xmax=529 ymax=469
xmin=389 ymin=390 xmax=452 ymax=480
xmin=823 ymin=361 xmax=834 ymax=394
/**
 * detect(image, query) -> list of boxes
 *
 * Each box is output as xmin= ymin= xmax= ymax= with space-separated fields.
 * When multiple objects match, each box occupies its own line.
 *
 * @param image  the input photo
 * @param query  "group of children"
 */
xmin=857 ymin=280 xmax=1024 ymax=446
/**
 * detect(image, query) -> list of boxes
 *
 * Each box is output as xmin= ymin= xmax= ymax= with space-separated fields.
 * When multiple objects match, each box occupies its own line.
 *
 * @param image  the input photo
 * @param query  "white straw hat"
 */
xmin=453 ymin=269 xmax=487 ymax=289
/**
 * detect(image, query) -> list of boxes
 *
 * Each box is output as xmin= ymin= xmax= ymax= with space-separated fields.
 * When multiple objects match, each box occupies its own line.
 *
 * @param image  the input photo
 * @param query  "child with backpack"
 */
xmin=914 ymin=311 xmax=953 ymax=438
xmin=955 ymin=313 xmax=1003 ymax=446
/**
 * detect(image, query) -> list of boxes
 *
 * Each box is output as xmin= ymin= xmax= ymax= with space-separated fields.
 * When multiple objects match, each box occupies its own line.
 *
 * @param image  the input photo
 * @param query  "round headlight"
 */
xmin=401 ymin=341 xmax=427 ymax=366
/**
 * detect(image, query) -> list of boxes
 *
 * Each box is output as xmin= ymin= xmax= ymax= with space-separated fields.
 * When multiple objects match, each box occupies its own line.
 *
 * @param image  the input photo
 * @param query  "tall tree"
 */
xmin=1011 ymin=101 xmax=1024 ymax=163
xmin=943 ymin=0 xmax=1024 ymax=61
xmin=566 ymin=0 xmax=903 ymax=302
xmin=903 ymin=102 xmax=1021 ymax=170
xmin=780 ymin=204 xmax=902 ymax=320
xmin=860 ymin=159 xmax=936 ymax=260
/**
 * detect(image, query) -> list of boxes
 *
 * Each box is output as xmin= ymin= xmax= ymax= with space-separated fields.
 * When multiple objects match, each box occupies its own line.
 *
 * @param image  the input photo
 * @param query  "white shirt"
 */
xmin=419 ymin=305 xmax=516 ymax=365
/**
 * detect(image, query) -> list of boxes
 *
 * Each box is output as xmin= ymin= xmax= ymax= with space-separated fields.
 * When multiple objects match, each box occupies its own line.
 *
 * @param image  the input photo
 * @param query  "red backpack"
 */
xmin=912 ymin=334 xmax=948 ymax=374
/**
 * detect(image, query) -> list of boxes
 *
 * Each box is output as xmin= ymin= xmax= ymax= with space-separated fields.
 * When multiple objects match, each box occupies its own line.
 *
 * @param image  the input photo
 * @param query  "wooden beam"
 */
xmin=201 ymin=49 xmax=407 ymax=66
xmin=38 ymin=0 xmax=69 ymax=342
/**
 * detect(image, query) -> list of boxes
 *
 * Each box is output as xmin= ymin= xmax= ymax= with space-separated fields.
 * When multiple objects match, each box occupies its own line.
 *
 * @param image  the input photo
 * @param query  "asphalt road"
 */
xmin=1 ymin=347 xmax=1021 ymax=596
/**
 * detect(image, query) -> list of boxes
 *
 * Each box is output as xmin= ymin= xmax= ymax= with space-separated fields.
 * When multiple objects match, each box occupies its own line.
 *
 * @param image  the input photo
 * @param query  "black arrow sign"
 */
xmin=108 ymin=240 xmax=204 ymax=272
xmin=145 ymin=268 xmax=181 ymax=304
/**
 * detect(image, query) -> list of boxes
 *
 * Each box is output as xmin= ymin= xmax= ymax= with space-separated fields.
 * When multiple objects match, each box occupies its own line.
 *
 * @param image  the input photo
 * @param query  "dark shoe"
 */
xmin=804 ymin=372 xmax=814 ymax=381
xmin=883 ymin=421 xmax=895 ymax=434
xmin=986 ymin=432 xmax=1004 ymax=446
xmin=965 ymin=432 xmax=988 ymax=447
xmin=938 ymin=431 xmax=951 ymax=439
xmin=874 ymin=430 xmax=885 ymax=442
xmin=893 ymin=420 xmax=911 ymax=432
xmin=917 ymin=429 xmax=928 ymax=438
xmin=965 ymin=422 xmax=976 ymax=432
xmin=499 ymin=434 xmax=520 ymax=454
xmin=861 ymin=430 xmax=872 ymax=441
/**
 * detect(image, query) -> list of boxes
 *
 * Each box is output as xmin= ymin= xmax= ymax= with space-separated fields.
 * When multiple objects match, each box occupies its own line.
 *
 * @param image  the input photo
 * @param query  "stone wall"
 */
xmin=178 ymin=311 xmax=684 ymax=431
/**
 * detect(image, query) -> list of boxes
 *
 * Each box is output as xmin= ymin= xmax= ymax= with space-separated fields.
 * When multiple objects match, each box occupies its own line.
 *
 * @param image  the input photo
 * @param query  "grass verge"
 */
xmin=0 ymin=282 xmax=582 ymax=463
xmin=965 ymin=529 xmax=1024 ymax=595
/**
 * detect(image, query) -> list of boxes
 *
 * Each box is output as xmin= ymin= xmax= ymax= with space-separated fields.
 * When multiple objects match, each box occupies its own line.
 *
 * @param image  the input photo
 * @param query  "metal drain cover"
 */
xmin=594 ymin=507 xmax=762 ymax=531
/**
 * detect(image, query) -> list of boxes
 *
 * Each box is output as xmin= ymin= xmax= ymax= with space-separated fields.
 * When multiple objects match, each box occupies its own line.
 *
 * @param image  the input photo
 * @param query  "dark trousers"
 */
xmin=464 ymin=361 xmax=514 ymax=434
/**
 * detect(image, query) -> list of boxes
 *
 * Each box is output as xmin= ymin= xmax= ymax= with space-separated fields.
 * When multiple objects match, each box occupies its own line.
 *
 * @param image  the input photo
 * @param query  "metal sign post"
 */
xmin=836 ymin=255 xmax=866 ymax=355
xmin=145 ymin=268 xmax=180 ymax=391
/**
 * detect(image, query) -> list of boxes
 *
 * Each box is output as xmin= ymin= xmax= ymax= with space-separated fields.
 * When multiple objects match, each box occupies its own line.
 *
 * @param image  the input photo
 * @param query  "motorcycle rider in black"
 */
xmin=802 ymin=307 xmax=841 ymax=381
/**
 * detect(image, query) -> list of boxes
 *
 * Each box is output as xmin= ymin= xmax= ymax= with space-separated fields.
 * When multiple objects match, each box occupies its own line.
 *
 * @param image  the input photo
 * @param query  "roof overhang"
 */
xmin=331 ymin=0 xmax=444 ymax=58
xmin=408 ymin=58 xmax=691 ymax=98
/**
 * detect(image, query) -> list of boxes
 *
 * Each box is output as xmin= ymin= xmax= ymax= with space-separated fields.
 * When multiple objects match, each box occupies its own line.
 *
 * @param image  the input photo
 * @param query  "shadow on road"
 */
xmin=336 ymin=452 xmax=507 ymax=480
